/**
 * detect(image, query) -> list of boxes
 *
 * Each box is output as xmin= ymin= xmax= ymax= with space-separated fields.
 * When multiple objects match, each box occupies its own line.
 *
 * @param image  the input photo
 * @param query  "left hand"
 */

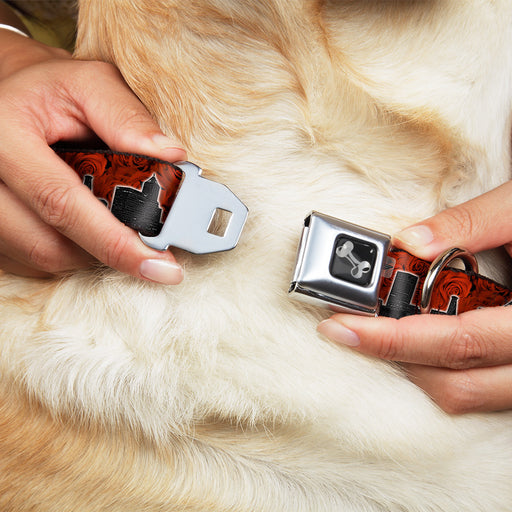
xmin=0 ymin=30 xmax=186 ymax=282
xmin=318 ymin=181 xmax=512 ymax=414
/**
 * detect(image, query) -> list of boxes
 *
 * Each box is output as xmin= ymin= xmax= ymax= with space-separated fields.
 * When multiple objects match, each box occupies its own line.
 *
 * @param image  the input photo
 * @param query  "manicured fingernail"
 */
xmin=317 ymin=319 xmax=360 ymax=347
xmin=394 ymin=225 xmax=434 ymax=249
xmin=151 ymin=134 xmax=187 ymax=159
xmin=139 ymin=259 xmax=183 ymax=285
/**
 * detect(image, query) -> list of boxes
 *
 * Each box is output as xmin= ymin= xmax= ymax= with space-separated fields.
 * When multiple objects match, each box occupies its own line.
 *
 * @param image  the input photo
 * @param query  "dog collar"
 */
xmin=55 ymin=148 xmax=248 ymax=254
xmin=289 ymin=211 xmax=512 ymax=318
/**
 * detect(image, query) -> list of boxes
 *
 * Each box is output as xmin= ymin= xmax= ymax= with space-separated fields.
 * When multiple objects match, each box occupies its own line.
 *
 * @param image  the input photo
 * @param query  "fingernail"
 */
xmin=394 ymin=225 xmax=434 ymax=249
xmin=317 ymin=319 xmax=360 ymax=347
xmin=139 ymin=259 xmax=184 ymax=285
xmin=151 ymin=134 xmax=187 ymax=160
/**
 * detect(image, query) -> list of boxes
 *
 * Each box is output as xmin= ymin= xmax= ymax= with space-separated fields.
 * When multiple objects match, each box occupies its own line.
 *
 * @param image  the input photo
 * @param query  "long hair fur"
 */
xmin=1 ymin=1 xmax=512 ymax=510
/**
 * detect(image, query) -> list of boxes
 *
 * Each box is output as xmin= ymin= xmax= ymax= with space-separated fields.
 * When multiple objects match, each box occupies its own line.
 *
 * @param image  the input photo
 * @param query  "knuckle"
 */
xmin=28 ymin=239 xmax=65 ymax=274
xmin=442 ymin=318 xmax=487 ymax=369
xmin=375 ymin=337 xmax=399 ymax=360
xmin=436 ymin=371 xmax=483 ymax=415
xmin=114 ymin=104 xmax=153 ymax=132
xmin=101 ymin=232 xmax=131 ymax=271
xmin=67 ymin=61 xmax=123 ymax=103
xmin=77 ymin=60 xmax=119 ymax=81
xmin=441 ymin=203 xmax=477 ymax=241
xmin=374 ymin=322 xmax=403 ymax=360
xmin=33 ymin=183 xmax=79 ymax=231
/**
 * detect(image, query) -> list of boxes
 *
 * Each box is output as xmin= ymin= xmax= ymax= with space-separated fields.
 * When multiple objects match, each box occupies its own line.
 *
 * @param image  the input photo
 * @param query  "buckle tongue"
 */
xmin=140 ymin=161 xmax=248 ymax=254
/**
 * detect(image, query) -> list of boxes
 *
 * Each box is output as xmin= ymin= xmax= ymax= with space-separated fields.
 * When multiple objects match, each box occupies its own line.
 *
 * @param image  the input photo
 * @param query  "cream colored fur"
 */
xmin=1 ymin=0 xmax=512 ymax=510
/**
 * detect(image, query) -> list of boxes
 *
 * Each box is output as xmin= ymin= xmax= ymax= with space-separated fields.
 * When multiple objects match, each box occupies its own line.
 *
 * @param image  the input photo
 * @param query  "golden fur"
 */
xmin=1 ymin=0 xmax=512 ymax=510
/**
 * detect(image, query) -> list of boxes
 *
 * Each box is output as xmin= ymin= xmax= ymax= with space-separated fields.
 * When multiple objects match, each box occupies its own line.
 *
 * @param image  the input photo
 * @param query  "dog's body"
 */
xmin=1 ymin=1 xmax=512 ymax=510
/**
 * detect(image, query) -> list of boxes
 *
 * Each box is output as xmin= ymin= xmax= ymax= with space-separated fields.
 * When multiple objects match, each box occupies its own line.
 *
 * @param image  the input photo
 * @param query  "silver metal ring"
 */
xmin=420 ymin=247 xmax=478 ymax=314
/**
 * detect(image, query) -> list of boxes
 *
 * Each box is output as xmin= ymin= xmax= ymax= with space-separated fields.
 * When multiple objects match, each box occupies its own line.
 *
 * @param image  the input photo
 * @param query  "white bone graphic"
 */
xmin=336 ymin=240 xmax=372 ymax=279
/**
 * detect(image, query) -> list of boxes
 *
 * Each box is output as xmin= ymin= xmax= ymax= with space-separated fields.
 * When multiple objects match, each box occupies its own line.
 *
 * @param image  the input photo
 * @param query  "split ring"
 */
xmin=420 ymin=247 xmax=478 ymax=314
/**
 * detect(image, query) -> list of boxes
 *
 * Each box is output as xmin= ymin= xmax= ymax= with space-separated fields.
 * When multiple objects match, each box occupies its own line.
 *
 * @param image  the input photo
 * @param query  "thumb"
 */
xmin=73 ymin=61 xmax=187 ymax=162
xmin=393 ymin=181 xmax=512 ymax=260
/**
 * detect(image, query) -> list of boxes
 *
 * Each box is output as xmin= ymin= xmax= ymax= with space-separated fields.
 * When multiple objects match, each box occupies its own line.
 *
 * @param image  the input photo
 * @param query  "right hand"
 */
xmin=318 ymin=180 xmax=512 ymax=414
xmin=0 ymin=30 xmax=186 ymax=283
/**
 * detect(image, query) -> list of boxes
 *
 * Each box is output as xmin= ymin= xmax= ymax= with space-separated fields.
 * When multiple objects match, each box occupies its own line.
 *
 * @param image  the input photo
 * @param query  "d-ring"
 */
xmin=420 ymin=247 xmax=478 ymax=314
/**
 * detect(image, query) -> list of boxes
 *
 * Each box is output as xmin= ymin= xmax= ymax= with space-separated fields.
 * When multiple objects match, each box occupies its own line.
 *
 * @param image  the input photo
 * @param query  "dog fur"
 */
xmin=1 ymin=0 xmax=512 ymax=510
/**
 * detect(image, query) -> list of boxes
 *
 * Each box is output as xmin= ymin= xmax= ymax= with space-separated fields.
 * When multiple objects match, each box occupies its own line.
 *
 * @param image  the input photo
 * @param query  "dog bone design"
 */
xmin=336 ymin=240 xmax=372 ymax=279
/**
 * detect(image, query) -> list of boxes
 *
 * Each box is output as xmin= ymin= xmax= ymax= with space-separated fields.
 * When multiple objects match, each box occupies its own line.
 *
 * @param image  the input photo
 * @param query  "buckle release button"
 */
xmin=289 ymin=211 xmax=390 ymax=316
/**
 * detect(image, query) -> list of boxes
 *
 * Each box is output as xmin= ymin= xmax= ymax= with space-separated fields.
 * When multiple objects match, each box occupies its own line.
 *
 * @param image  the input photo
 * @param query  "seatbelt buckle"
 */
xmin=140 ymin=161 xmax=248 ymax=254
xmin=289 ymin=211 xmax=391 ymax=316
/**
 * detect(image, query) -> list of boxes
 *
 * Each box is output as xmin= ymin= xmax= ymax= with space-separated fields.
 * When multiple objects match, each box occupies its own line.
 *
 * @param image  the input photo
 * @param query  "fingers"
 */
xmin=0 ymin=182 xmax=93 ymax=274
xmin=0 ymin=58 xmax=187 ymax=281
xmin=54 ymin=60 xmax=187 ymax=162
xmin=5 ymin=59 xmax=187 ymax=162
xmin=317 ymin=307 xmax=512 ymax=369
xmin=317 ymin=307 xmax=512 ymax=413
xmin=393 ymin=180 xmax=512 ymax=260
xmin=0 ymin=254 xmax=53 ymax=278
xmin=316 ymin=133 xmax=512 ymax=414
xmin=0 ymin=141 xmax=184 ymax=282
xmin=404 ymin=364 xmax=512 ymax=414
xmin=366 ymin=178 xmax=512 ymax=412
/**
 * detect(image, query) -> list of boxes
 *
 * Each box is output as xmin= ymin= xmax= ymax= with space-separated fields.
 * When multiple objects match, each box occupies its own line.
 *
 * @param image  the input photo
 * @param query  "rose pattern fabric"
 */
xmin=380 ymin=248 xmax=512 ymax=316
xmin=56 ymin=149 xmax=512 ymax=317
xmin=57 ymin=149 xmax=183 ymax=221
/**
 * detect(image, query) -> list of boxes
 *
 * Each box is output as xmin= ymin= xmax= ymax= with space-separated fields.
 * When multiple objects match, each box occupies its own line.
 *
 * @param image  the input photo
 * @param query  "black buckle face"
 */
xmin=330 ymin=235 xmax=378 ymax=287
xmin=289 ymin=212 xmax=391 ymax=316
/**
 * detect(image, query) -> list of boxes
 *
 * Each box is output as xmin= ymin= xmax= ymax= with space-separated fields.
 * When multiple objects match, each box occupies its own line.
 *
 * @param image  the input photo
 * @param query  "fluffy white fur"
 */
xmin=1 ymin=0 xmax=512 ymax=510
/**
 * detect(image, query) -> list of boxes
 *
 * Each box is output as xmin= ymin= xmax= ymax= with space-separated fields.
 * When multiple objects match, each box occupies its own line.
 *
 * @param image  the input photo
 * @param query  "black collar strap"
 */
xmin=55 ymin=148 xmax=248 ymax=254
xmin=289 ymin=211 xmax=512 ymax=318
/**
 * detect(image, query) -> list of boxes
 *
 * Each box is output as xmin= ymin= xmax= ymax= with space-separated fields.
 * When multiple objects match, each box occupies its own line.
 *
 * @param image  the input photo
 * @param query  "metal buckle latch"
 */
xmin=140 ymin=161 xmax=248 ymax=254
xmin=289 ymin=211 xmax=391 ymax=316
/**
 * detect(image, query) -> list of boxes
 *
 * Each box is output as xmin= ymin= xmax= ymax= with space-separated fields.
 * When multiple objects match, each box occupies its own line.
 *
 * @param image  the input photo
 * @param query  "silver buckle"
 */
xmin=140 ymin=161 xmax=248 ymax=254
xmin=289 ymin=212 xmax=391 ymax=316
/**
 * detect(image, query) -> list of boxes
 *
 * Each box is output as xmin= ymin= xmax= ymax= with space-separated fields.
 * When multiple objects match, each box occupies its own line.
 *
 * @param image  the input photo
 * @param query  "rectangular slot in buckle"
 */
xmin=140 ymin=162 xmax=248 ymax=254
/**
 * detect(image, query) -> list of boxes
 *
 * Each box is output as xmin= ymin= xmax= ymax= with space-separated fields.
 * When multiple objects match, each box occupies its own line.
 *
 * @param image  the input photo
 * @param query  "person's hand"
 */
xmin=318 ymin=181 xmax=512 ymax=414
xmin=0 ymin=30 xmax=186 ymax=283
